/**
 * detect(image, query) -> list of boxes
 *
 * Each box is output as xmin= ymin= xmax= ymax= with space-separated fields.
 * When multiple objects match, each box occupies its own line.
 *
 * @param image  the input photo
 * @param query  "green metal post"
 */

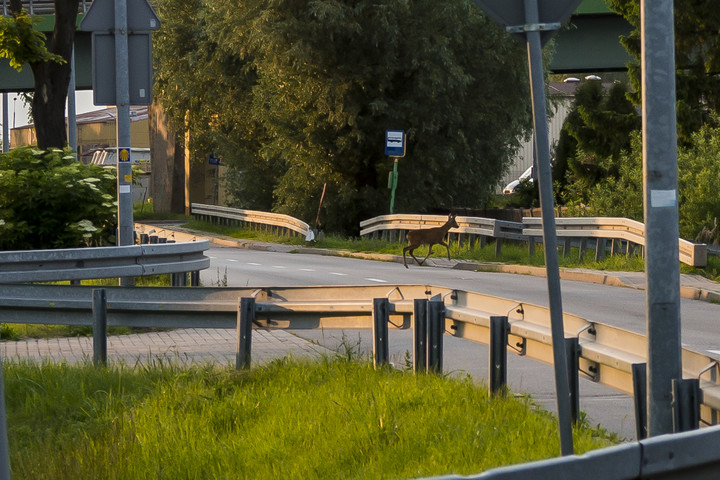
xmin=389 ymin=157 xmax=399 ymax=214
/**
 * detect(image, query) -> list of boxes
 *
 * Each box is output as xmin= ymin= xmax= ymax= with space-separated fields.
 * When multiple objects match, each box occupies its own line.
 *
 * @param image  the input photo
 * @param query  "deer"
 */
xmin=402 ymin=213 xmax=459 ymax=268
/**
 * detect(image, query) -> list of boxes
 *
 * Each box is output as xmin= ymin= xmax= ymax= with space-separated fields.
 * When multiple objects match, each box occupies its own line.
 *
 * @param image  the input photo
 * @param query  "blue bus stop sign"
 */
xmin=385 ymin=130 xmax=405 ymax=157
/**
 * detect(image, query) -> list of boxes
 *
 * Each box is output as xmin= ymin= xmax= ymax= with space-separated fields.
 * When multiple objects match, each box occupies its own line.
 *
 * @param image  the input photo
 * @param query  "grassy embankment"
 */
xmin=4 ymin=354 xmax=618 ymax=479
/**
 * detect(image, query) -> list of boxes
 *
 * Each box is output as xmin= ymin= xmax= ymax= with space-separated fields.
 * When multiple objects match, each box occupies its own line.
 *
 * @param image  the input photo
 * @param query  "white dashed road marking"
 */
xmin=330 ymin=272 xmax=348 ymax=276
xmin=365 ymin=278 xmax=387 ymax=283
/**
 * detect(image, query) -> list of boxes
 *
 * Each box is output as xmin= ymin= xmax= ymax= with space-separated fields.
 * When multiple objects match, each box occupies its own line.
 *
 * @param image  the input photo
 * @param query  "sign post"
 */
xmin=641 ymin=0 xmax=681 ymax=437
xmin=471 ymin=0 xmax=582 ymax=456
xmin=81 ymin=0 xmax=160 ymax=286
xmin=385 ymin=130 xmax=406 ymax=214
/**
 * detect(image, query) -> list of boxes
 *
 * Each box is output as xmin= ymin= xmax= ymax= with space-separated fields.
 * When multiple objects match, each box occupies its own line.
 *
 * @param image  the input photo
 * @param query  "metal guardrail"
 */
xmin=0 ymin=240 xmax=210 ymax=284
xmin=523 ymin=217 xmax=707 ymax=267
xmin=359 ymin=214 xmax=708 ymax=267
xmin=191 ymin=203 xmax=312 ymax=240
xmin=1 ymin=283 xmax=719 ymax=433
xmin=423 ymin=424 xmax=720 ymax=480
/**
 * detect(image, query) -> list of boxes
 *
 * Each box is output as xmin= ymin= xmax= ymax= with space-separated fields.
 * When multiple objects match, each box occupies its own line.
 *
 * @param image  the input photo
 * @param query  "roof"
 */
xmin=12 ymin=105 xmax=148 ymax=130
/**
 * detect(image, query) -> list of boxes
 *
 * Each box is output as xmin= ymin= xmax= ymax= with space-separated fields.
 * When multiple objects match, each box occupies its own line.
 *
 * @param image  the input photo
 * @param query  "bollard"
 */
xmin=673 ymin=378 xmax=700 ymax=433
xmin=372 ymin=298 xmax=390 ymax=367
xmin=92 ymin=288 xmax=108 ymax=366
xmin=413 ymin=299 xmax=428 ymax=373
xmin=236 ymin=297 xmax=254 ymax=369
xmin=489 ymin=316 xmax=509 ymax=395
xmin=427 ymin=300 xmax=445 ymax=373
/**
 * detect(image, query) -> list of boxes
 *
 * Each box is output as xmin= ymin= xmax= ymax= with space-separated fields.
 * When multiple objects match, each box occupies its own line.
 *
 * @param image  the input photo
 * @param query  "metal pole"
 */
xmin=372 ymin=298 xmax=390 ymax=367
xmin=641 ymin=0 xmax=682 ymax=437
xmin=236 ymin=297 xmax=254 ymax=369
xmin=389 ymin=157 xmax=398 ymax=214
xmin=523 ymin=0 xmax=574 ymax=456
xmin=1 ymin=93 xmax=8 ymax=153
xmin=413 ymin=298 xmax=428 ymax=373
xmin=0 ymin=353 xmax=10 ymax=480
xmin=92 ymin=288 xmax=108 ymax=366
xmin=115 ymin=0 xmax=134 ymax=286
xmin=67 ymin=47 xmax=78 ymax=153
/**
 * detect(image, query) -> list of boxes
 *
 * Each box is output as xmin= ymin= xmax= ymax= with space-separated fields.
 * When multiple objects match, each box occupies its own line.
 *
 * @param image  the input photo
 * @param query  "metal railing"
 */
xmin=0 ymin=240 xmax=210 ymax=284
xmin=191 ymin=203 xmax=312 ymax=240
xmin=2 ymin=0 xmax=93 ymax=16
xmin=422 ymin=424 xmax=720 ymax=480
xmin=359 ymin=214 xmax=708 ymax=267
xmin=1 ymin=283 xmax=719 ymax=437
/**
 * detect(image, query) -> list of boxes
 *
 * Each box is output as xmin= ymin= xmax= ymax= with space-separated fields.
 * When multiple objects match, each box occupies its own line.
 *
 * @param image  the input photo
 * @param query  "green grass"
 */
xmin=3 ymin=356 xmax=617 ymax=479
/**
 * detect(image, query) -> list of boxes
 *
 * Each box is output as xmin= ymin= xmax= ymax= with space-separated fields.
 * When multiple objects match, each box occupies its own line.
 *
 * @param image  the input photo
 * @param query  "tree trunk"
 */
xmin=27 ymin=0 xmax=80 ymax=149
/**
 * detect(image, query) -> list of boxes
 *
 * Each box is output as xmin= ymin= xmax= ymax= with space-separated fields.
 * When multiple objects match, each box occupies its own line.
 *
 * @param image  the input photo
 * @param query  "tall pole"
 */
xmin=67 ymin=48 xmax=78 ymax=153
xmin=389 ymin=158 xmax=399 ymax=214
xmin=641 ymin=0 xmax=681 ymax=437
xmin=115 ymin=0 xmax=134 ymax=285
xmin=2 ymin=93 xmax=8 ymax=152
xmin=523 ymin=0 xmax=574 ymax=456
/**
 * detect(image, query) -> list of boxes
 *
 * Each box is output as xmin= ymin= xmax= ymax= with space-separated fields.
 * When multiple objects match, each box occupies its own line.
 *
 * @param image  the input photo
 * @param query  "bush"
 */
xmin=0 ymin=147 xmax=117 ymax=250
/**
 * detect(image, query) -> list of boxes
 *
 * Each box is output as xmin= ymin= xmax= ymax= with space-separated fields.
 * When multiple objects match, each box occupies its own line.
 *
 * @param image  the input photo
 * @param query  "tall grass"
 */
xmin=3 ymin=357 xmax=616 ymax=479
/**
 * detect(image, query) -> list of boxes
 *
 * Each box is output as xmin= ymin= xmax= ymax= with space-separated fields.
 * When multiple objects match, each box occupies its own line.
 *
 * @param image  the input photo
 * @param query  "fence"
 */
xmin=2 ymin=282 xmax=719 ymax=439
xmin=191 ymin=203 xmax=312 ymax=240
xmin=0 ymin=240 xmax=210 ymax=285
xmin=360 ymin=214 xmax=708 ymax=267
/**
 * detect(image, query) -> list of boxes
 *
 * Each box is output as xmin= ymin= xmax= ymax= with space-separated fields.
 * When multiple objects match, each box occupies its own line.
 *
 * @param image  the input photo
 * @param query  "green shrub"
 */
xmin=0 ymin=147 xmax=117 ymax=250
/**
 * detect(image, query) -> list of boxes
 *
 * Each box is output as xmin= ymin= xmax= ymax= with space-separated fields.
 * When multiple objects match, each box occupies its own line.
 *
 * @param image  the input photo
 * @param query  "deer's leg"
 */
xmin=420 ymin=245 xmax=434 ymax=265
xmin=402 ymin=246 xmax=411 ymax=268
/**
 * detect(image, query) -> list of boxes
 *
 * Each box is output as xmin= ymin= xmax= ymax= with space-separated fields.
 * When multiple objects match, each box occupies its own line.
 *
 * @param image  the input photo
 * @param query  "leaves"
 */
xmin=0 ymin=12 xmax=65 ymax=71
xmin=0 ymin=147 xmax=117 ymax=249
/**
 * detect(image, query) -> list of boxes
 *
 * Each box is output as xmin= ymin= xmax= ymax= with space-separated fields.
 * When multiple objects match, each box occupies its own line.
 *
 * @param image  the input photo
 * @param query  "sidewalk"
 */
xmin=1 ymin=328 xmax=334 ymax=367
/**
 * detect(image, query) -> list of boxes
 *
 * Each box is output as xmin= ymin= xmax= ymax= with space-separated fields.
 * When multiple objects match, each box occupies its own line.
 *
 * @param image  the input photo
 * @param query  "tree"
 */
xmin=154 ymin=0 xmax=534 ymax=234
xmin=554 ymin=80 xmax=639 ymax=203
xmin=607 ymin=0 xmax=720 ymax=145
xmin=1 ymin=0 xmax=79 ymax=149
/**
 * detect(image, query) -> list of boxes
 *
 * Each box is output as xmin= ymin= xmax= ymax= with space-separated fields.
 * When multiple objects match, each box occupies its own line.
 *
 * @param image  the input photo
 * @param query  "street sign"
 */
xmin=91 ymin=33 xmax=153 ymax=105
xmin=80 ymin=0 xmax=161 ymax=32
xmin=80 ymin=0 xmax=161 ymax=106
xmin=471 ymin=0 xmax=582 ymax=45
xmin=385 ymin=130 xmax=405 ymax=157
xmin=118 ymin=147 xmax=131 ymax=163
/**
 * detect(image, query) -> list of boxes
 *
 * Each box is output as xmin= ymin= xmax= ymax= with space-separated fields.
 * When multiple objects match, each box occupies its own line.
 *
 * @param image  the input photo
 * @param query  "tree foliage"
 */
xmin=0 ymin=0 xmax=79 ymax=149
xmin=154 ymin=0 xmax=533 ymax=234
xmin=0 ymin=147 xmax=117 ymax=250
xmin=607 ymin=0 xmax=720 ymax=145
xmin=554 ymin=80 xmax=639 ymax=203
xmin=570 ymin=122 xmax=720 ymax=242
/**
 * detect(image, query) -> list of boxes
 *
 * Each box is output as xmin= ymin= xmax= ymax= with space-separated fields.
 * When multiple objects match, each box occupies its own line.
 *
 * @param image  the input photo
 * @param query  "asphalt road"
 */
xmin=200 ymin=245 xmax=720 ymax=440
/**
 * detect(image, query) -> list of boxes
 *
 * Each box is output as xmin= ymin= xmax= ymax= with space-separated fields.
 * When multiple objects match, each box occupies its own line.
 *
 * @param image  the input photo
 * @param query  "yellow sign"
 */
xmin=118 ymin=148 xmax=131 ymax=163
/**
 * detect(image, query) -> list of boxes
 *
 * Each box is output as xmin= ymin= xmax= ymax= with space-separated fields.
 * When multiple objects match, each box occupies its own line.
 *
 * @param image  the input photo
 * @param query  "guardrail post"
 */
xmin=673 ymin=378 xmax=700 ymax=433
xmin=427 ymin=300 xmax=445 ymax=373
xmin=92 ymin=288 xmax=107 ymax=367
xmin=372 ymin=298 xmax=390 ymax=367
xmin=413 ymin=299 xmax=428 ymax=373
xmin=595 ymin=238 xmax=606 ymax=262
xmin=171 ymin=272 xmax=188 ymax=287
xmin=236 ymin=297 xmax=254 ymax=369
xmin=495 ymin=238 xmax=503 ymax=257
xmin=489 ymin=316 xmax=508 ymax=395
xmin=565 ymin=337 xmax=580 ymax=423
xmin=528 ymin=237 xmax=535 ymax=256
xmin=190 ymin=271 xmax=200 ymax=287
xmin=632 ymin=363 xmax=648 ymax=440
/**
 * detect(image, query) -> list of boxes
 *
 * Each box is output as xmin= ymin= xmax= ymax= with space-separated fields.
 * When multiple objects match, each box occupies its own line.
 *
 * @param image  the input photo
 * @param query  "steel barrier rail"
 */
xmin=0 ymin=240 xmax=210 ymax=284
xmin=1 ymin=283 xmax=719 ymax=429
xmin=523 ymin=217 xmax=707 ymax=267
xmin=422 ymin=424 xmax=720 ymax=480
xmin=190 ymin=203 xmax=311 ymax=239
